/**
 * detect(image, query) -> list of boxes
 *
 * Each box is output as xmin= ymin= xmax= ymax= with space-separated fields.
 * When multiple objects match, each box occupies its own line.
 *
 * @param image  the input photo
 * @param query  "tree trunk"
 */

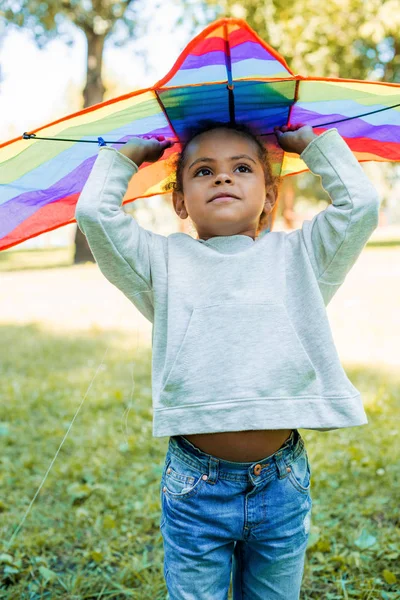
xmin=74 ymin=31 xmax=106 ymax=264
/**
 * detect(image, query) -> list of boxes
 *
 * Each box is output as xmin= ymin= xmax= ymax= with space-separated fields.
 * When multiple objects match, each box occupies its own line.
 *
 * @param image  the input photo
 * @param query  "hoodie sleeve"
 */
xmin=290 ymin=128 xmax=380 ymax=306
xmin=74 ymin=146 xmax=157 ymax=322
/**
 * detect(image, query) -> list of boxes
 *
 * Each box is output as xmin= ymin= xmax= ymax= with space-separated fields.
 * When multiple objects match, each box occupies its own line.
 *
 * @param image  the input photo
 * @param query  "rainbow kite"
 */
xmin=1 ymin=17 xmax=399 ymax=251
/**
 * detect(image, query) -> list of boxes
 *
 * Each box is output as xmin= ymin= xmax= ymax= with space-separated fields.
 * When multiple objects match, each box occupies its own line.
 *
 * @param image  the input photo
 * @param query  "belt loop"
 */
xmin=274 ymin=451 xmax=289 ymax=479
xmin=207 ymin=456 xmax=219 ymax=484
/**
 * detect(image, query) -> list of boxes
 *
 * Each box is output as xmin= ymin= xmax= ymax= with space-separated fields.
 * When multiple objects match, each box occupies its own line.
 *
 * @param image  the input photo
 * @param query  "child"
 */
xmin=75 ymin=122 xmax=380 ymax=599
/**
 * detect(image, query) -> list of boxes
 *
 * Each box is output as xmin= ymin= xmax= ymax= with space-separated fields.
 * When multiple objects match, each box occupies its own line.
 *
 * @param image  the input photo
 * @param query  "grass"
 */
xmin=0 ymin=244 xmax=399 ymax=599
xmin=1 ymin=325 xmax=168 ymax=599
xmin=0 ymin=247 xmax=74 ymax=272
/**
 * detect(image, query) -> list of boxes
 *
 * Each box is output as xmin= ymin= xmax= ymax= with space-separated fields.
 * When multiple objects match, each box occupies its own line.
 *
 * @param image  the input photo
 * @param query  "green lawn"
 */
xmin=0 ymin=246 xmax=399 ymax=599
xmin=0 ymin=247 xmax=74 ymax=272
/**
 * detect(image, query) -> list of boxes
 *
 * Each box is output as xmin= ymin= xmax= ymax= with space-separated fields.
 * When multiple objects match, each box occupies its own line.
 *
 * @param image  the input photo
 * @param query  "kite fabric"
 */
xmin=0 ymin=17 xmax=400 ymax=251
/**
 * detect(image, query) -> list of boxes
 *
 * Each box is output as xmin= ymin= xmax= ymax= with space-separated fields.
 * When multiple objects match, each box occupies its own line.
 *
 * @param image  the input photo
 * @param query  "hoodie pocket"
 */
xmin=160 ymin=303 xmax=318 ymax=404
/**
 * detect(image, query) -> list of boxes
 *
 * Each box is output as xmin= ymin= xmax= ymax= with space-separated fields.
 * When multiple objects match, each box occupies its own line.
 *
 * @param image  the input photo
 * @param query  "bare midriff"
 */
xmin=183 ymin=429 xmax=293 ymax=462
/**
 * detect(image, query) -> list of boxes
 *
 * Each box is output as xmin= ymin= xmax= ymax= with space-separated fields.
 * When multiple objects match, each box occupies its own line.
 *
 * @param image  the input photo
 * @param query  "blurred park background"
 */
xmin=1 ymin=0 xmax=399 ymax=598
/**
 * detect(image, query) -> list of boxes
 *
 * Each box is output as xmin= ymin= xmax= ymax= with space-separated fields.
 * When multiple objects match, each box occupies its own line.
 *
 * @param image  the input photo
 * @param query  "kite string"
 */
xmin=121 ymin=318 xmax=139 ymax=447
xmin=4 ymin=288 xmax=150 ymax=552
xmin=4 ymin=344 xmax=111 ymax=552
xmin=21 ymin=100 xmax=400 ymax=144
xmin=121 ymin=292 xmax=155 ymax=446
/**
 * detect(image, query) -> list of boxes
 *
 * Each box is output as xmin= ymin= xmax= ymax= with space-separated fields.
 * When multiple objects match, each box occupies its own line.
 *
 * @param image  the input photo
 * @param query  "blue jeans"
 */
xmin=159 ymin=429 xmax=312 ymax=599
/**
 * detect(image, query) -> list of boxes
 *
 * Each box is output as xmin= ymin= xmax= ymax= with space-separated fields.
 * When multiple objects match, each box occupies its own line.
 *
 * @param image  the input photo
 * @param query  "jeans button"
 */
xmin=253 ymin=464 xmax=262 ymax=475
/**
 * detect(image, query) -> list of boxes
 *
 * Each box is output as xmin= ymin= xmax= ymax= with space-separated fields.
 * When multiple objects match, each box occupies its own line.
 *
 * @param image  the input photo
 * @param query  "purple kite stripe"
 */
xmin=180 ymin=42 xmax=275 ymax=71
xmin=291 ymin=106 xmax=400 ymax=142
xmin=179 ymin=50 xmax=228 ymax=71
xmin=230 ymin=41 xmax=279 ymax=63
xmin=0 ymin=154 xmax=97 ymax=239
xmin=0 ymin=128 xmax=172 ymax=240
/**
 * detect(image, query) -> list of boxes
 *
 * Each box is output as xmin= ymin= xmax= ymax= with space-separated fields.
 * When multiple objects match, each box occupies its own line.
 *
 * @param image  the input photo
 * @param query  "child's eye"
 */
xmin=194 ymin=164 xmax=252 ymax=177
xmin=236 ymin=164 xmax=252 ymax=173
xmin=194 ymin=167 xmax=212 ymax=177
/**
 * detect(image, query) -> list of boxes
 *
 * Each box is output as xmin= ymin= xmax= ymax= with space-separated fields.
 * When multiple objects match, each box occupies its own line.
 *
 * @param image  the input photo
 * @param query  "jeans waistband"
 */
xmin=168 ymin=429 xmax=304 ymax=482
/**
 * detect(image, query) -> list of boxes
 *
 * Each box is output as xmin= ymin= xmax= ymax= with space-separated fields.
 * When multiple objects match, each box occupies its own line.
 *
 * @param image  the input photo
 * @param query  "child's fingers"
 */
xmin=274 ymin=123 xmax=307 ymax=133
xmin=143 ymin=134 xmax=166 ymax=140
xmin=286 ymin=125 xmax=304 ymax=130
xmin=144 ymin=134 xmax=172 ymax=147
xmin=159 ymin=139 xmax=172 ymax=147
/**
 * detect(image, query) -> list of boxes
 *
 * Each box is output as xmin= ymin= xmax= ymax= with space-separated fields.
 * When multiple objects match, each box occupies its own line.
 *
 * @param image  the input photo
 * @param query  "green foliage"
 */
xmin=0 ymin=0 xmax=144 ymax=47
xmin=191 ymin=0 xmax=400 ymax=81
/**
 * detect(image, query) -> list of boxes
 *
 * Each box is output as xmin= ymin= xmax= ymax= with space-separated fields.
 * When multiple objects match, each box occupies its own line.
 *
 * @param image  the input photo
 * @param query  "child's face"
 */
xmin=172 ymin=128 xmax=275 ymax=241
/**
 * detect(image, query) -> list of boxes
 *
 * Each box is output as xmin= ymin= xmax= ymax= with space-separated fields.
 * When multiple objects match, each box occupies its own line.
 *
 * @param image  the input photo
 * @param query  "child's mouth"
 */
xmin=210 ymin=196 xmax=238 ymax=203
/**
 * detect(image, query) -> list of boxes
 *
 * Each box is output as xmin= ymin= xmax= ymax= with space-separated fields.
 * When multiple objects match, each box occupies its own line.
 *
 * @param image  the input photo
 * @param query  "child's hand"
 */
xmin=119 ymin=135 xmax=173 ymax=166
xmin=274 ymin=124 xmax=318 ymax=154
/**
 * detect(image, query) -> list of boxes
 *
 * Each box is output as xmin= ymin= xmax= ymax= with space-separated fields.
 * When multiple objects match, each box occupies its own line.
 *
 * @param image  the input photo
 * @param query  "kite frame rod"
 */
xmin=21 ymin=101 xmax=400 ymax=144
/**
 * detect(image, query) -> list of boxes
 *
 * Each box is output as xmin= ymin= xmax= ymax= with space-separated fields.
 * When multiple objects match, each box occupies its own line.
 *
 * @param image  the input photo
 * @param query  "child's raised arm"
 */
xmin=74 ymin=136 xmax=172 ymax=320
xmin=280 ymin=126 xmax=380 ymax=306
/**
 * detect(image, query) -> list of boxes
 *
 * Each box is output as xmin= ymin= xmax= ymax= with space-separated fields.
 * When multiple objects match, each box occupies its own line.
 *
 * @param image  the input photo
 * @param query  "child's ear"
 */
xmin=264 ymin=186 xmax=276 ymax=213
xmin=172 ymin=190 xmax=188 ymax=219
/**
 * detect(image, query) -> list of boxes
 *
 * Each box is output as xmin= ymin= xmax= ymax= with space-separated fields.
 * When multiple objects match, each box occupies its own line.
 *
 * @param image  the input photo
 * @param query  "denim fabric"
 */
xmin=159 ymin=429 xmax=312 ymax=599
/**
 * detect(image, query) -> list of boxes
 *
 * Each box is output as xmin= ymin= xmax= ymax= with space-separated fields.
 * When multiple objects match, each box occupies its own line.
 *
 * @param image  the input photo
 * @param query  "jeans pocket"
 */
xmin=286 ymin=449 xmax=311 ymax=495
xmin=163 ymin=454 xmax=205 ymax=500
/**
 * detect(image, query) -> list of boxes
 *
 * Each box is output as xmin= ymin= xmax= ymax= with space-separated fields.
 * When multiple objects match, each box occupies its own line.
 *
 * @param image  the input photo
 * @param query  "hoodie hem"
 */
xmin=152 ymin=394 xmax=368 ymax=437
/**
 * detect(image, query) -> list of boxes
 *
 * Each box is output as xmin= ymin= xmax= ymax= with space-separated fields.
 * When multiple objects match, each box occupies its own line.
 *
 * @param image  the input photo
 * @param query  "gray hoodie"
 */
xmin=75 ymin=128 xmax=380 ymax=437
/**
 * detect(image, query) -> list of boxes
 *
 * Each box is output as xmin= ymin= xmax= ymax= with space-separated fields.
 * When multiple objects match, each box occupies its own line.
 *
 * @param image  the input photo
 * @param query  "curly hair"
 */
xmin=162 ymin=121 xmax=282 ymax=236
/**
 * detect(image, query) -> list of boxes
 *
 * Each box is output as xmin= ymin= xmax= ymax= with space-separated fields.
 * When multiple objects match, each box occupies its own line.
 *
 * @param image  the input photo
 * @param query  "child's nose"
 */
xmin=215 ymin=174 xmax=232 ymax=184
